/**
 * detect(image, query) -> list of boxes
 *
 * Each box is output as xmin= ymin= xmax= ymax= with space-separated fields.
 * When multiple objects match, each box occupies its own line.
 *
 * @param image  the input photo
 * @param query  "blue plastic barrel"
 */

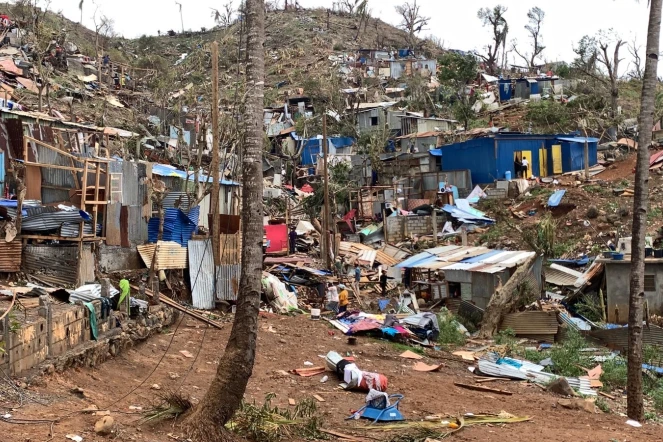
xmin=505 ymin=170 xmax=512 ymax=180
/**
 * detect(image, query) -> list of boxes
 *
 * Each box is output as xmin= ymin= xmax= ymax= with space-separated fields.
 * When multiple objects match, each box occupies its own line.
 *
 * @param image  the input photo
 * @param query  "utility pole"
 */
xmin=211 ymin=41 xmax=221 ymax=266
xmin=322 ymin=114 xmax=331 ymax=270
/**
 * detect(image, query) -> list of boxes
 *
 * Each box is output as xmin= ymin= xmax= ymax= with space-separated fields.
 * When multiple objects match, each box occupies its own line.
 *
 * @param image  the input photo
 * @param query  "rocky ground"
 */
xmin=0 ymin=313 xmax=660 ymax=442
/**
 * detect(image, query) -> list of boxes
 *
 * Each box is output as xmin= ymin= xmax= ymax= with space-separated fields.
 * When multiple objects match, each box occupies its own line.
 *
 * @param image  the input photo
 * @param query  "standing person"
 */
xmin=335 ymin=257 xmax=344 ymax=280
xmin=120 ymin=74 xmax=126 ymax=89
xmin=113 ymin=72 xmax=120 ymax=90
xmin=338 ymin=284 xmax=349 ymax=313
xmin=288 ymin=225 xmax=298 ymax=255
xmin=326 ymin=282 xmax=339 ymax=313
xmin=353 ymin=263 xmax=362 ymax=296
xmin=521 ymin=156 xmax=529 ymax=178
xmin=380 ymin=269 xmax=393 ymax=297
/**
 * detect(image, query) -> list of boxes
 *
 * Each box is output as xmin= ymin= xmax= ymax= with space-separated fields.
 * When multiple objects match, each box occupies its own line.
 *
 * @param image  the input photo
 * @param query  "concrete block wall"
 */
xmin=4 ymin=316 xmax=48 ymax=375
xmin=0 ymin=298 xmax=118 ymax=375
xmin=386 ymin=215 xmax=446 ymax=242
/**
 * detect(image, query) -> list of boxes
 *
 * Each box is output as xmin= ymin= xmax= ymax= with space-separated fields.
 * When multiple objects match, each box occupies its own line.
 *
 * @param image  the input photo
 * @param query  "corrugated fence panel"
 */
xmin=23 ymin=244 xmax=78 ymax=287
xmin=188 ymin=239 xmax=216 ymax=309
xmin=216 ymin=264 xmax=241 ymax=301
xmin=0 ymin=240 xmax=21 ymax=272
xmin=106 ymin=202 xmax=121 ymax=246
xmin=588 ymin=325 xmax=663 ymax=352
xmin=188 ymin=239 xmax=242 ymax=308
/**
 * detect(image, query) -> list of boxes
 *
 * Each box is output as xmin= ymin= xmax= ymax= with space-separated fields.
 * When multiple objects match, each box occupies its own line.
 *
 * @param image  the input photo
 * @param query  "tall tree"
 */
xmin=395 ymin=0 xmax=430 ymax=50
xmin=183 ymin=0 xmax=265 ymax=440
xmin=477 ymin=5 xmax=508 ymax=75
xmin=628 ymin=0 xmax=662 ymax=423
xmin=438 ymin=52 xmax=479 ymax=130
xmin=513 ymin=6 xmax=545 ymax=70
xmin=572 ymin=33 xmax=625 ymax=118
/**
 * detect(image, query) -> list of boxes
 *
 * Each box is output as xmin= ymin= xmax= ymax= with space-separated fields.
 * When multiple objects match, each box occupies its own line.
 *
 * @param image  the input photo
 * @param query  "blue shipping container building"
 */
xmin=295 ymin=135 xmax=356 ymax=166
xmin=439 ymin=133 xmax=599 ymax=184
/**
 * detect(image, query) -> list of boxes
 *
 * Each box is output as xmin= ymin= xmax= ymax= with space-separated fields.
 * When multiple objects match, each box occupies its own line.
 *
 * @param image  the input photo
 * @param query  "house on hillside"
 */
xmin=439 ymin=133 xmax=599 ymax=184
xmin=354 ymin=102 xmax=397 ymax=133
xmin=396 ymin=246 xmax=542 ymax=310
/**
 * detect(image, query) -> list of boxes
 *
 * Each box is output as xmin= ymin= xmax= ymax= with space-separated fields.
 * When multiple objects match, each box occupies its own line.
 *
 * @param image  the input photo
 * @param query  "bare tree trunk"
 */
xmin=479 ymin=255 xmax=537 ymax=338
xmin=628 ymin=0 xmax=662 ymax=423
xmin=184 ymin=0 xmax=265 ymax=440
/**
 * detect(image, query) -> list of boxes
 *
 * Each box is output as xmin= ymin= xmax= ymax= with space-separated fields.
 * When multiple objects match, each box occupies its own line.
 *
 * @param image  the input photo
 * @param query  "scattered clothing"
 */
xmin=84 ymin=302 xmax=98 ymax=341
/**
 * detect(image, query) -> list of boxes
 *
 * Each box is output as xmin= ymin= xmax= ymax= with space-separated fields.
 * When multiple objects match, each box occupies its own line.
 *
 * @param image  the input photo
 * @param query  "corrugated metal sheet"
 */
xmin=217 ymin=264 xmax=241 ymax=301
xmin=60 ymin=222 xmax=98 ymax=237
xmin=545 ymin=264 xmax=585 ymax=287
xmin=0 ymin=240 xmax=21 ymax=272
xmin=137 ymin=241 xmax=188 ymax=270
xmin=148 ymin=206 xmax=199 ymax=247
xmin=500 ymin=311 xmax=559 ymax=337
xmin=21 ymin=209 xmax=88 ymax=233
xmin=23 ymin=244 xmax=78 ymax=286
xmin=589 ymin=325 xmax=663 ymax=352
xmin=188 ymin=239 xmax=242 ymax=308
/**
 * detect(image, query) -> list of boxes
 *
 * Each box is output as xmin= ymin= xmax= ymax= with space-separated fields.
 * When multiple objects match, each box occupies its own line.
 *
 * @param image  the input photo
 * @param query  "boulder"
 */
xmin=94 ymin=416 xmax=115 ymax=435
xmin=547 ymin=378 xmax=575 ymax=397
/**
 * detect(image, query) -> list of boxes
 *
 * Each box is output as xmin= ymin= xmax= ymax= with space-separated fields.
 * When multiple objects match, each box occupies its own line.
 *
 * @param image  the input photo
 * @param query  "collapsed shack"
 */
xmin=395 ymin=246 xmax=542 ymax=317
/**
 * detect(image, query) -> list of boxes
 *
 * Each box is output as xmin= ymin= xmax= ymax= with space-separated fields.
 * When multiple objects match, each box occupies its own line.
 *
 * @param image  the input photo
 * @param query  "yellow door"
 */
xmin=539 ymin=147 xmax=548 ymax=177
xmin=552 ymin=144 xmax=562 ymax=174
xmin=521 ymin=151 xmax=532 ymax=178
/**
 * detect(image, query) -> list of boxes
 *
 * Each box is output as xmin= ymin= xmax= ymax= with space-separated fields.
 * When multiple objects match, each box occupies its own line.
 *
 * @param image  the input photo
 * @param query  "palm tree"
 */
xmin=183 ymin=0 xmax=265 ymax=440
xmin=628 ymin=0 xmax=662 ymax=422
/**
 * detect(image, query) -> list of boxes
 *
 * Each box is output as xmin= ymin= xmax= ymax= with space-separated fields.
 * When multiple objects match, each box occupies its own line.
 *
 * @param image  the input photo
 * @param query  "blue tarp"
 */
xmin=556 ymin=137 xmax=600 ymax=144
xmin=547 ymin=190 xmax=566 ymax=207
xmin=429 ymin=148 xmax=443 ymax=157
xmin=152 ymin=164 xmax=239 ymax=186
xmin=395 ymin=252 xmax=438 ymax=268
xmin=548 ymin=255 xmax=589 ymax=267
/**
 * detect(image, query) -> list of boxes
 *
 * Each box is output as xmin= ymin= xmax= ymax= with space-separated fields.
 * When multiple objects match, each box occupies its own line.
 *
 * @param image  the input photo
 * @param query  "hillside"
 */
xmin=0 ymin=5 xmax=440 ymax=140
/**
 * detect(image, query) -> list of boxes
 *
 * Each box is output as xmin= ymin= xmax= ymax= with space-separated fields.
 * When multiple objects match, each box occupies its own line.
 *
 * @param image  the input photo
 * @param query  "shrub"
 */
xmin=549 ymin=329 xmax=591 ymax=377
xmin=600 ymin=358 xmax=627 ymax=390
xmin=436 ymin=311 xmax=467 ymax=347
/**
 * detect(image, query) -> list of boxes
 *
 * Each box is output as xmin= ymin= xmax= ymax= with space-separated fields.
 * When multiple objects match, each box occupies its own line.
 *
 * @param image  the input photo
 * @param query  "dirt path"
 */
xmin=0 ymin=314 xmax=660 ymax=442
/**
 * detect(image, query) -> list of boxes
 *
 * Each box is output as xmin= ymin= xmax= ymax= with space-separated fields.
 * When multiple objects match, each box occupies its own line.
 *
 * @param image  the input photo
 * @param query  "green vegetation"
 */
xmin=526 ymin=100 xmax=574 ymax=133
xmin=436 ymin=311 xmax=467 ymax=347
xmin=595 ymin=397 xmax=611 ymax=413
xmin=601 ymin=358 xmax=627 ymax=390
xmin=548 ymin=329 xmax=591 ymax=377
xmin=574 ymin=294 xmax=604 ymax=323
xmin=649 ymin=206 xmax=662 ymax=221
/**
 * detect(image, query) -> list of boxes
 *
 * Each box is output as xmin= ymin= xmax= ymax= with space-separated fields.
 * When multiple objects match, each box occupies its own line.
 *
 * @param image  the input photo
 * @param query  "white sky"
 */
xmin=43 ymin=0 xmax=652 ymax=69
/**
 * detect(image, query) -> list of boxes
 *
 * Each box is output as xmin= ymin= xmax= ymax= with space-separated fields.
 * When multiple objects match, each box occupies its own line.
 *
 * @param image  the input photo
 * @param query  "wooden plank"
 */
xmin=313 ymin=394 xmax=326 ymax=402
xmin=454 ymin=382 xmax=513 ymax=396
xmin=288 ymin=398 xmax=296 ymax=406
xmin=130 ymin=284 xmax=224 ymax=329
xmin=598 ymin=391 xmax=616 ymax=400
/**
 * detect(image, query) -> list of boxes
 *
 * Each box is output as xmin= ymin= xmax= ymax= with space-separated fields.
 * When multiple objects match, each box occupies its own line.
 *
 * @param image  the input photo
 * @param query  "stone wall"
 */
xmin=0 ymin=297 xmax=177 ymax=377
xmin=385 ymin=215 xmax=446 ymax=242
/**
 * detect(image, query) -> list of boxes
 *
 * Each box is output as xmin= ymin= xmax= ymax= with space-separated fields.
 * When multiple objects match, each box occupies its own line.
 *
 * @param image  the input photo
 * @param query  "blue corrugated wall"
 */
xmin=561 ymin=141 xmax=598 ymax=173
xmin=439 ymin=138 xmax=497 ymax=184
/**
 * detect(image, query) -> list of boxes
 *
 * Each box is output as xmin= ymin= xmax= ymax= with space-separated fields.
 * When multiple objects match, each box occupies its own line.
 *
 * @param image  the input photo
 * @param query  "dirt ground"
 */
xmin=0 ymin=314 xmax=661 ymax=442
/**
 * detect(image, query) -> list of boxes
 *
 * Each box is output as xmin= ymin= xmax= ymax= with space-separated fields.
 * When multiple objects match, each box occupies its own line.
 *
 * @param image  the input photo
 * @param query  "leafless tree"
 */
xmin=477 ymin=5 xmax=508 ymax=75
xmin=513 ymin=6 xmax=545 ymax=71
xmin=629 ymin=0 xmax=662 ymax=424
xmin=395 ymin=0 xmax=430 ymax=50
xmin=211 ymin=2 xmax=235 ymax=28
xmin=78 ymin=0 xmax=83 ymax=24
xmin=628 ymin=38 xmax=644 ymax=80
xmin=175 ymin=1 xmax=184 ymax=33
xmin=339 ymin=0 xmax=366 ymax=15
xmin=573 ymin=32 xmax=625 ymax=118
xmin=92 ymin=8 xmax=114 ymax=91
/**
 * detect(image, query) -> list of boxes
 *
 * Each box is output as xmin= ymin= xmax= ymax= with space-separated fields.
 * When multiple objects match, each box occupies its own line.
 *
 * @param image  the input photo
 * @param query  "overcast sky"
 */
xmin=43 ymin=0 xmax=652 ymax=69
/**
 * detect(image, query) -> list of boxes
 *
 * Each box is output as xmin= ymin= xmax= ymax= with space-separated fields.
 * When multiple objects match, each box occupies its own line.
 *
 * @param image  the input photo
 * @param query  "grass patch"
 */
xmin=228 ymin=393 xmax=324 ymax=442
xmin=596 ymin=397 xmax=611 ymax=413
xmin=494 ymin=328 xmax=516 ymax=346
xmin=523 ymin=349 xmax=547 ymax=364
xmin=600 ymin=358 xmax=627 ymax=390
xmin=391 ymin=342 xmax=425 ymax=356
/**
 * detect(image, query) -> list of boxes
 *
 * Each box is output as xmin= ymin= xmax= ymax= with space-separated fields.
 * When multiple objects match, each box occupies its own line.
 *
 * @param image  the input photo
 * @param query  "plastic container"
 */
xmin=655 ymin=249 xmax=663 ymax=258
xmin=612 ymin=253 xmax=624 ymax=261
xmin=311 ymin=308 xmax=321 ymax=320
xmin=646 ymin=247 xmax=653 ymax=257
xmin=602 ymin=251 xmax=614 ymax=259
xmin=505 ymin=170 xmax=512 ymax=181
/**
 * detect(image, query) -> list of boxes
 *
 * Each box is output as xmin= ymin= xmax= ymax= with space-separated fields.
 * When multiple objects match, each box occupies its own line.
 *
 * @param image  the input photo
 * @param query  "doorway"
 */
xmin=514 ymin=151 xmax=532 ymax=179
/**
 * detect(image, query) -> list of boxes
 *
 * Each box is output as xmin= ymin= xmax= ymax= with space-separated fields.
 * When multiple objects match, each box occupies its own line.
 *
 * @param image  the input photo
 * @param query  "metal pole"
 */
xmin=211 ymin=41 xmax=221 ymax=266
xmin=322 ymin=114 xmax=331 ymax=269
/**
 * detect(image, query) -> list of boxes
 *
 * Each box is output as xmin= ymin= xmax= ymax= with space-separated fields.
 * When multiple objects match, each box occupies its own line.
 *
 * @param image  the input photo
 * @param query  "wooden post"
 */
xmin=584 ymin=137 xmax=590 ymax=181
xmin=432 ymin=209 xmax=437 ymax=243
xmin=211 ymin=41 xmax=221 ymax=266
xmin=322 ymin=114 xmax=331 ymax=269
